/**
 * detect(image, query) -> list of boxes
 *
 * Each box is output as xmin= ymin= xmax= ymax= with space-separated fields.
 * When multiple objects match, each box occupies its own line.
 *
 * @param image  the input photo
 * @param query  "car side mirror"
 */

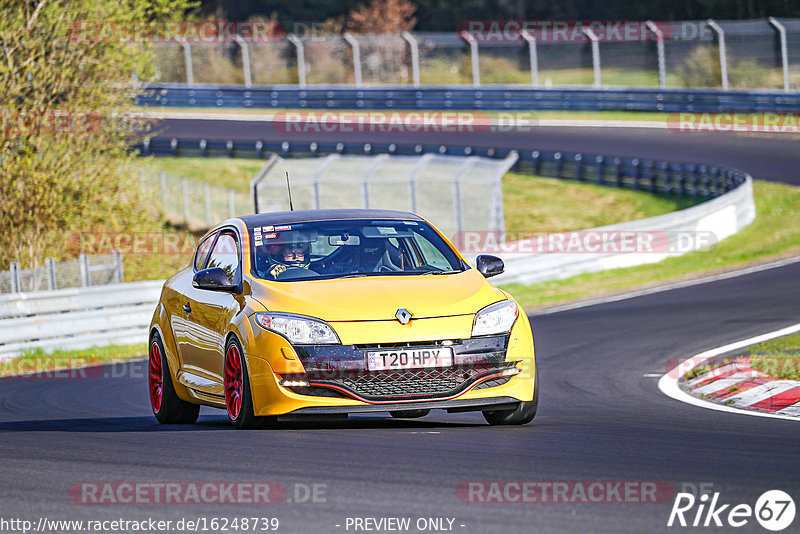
xmin=193 ymin=267 xmax=236 ymax=292
xmin=476 ymin=255 xmax=504 ymax=278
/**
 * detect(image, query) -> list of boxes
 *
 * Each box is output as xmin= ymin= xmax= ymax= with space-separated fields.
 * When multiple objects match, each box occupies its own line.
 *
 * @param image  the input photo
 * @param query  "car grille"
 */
xmin=339 ymin=367 xmax=468 ymax=398
xmin=286 ymin=335 xmax=516 ymax=401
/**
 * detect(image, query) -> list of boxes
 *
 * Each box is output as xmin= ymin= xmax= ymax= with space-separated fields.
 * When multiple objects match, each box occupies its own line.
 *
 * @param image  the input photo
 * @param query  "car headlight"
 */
xmin=254 ymin=312 xmax=340 ymax=344
xmin=471 ymin=300 xmax=519 ymax=337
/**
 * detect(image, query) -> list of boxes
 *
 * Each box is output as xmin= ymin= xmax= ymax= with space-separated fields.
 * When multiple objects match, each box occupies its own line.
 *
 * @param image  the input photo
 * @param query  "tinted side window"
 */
xmin=206 ymin=232 xmax=240 ymax=282
xmin=194 ymin=233 xmax=216 ymax=271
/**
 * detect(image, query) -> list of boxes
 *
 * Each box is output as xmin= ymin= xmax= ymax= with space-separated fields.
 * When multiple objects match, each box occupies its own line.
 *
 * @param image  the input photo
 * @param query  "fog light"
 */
xmin=280 ymin=379 xmax=310 ymax=387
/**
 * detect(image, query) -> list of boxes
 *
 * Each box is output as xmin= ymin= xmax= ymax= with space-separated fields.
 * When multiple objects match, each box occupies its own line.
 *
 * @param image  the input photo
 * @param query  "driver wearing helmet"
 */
xmin=266 ymin=240 xmax=311 ymax=279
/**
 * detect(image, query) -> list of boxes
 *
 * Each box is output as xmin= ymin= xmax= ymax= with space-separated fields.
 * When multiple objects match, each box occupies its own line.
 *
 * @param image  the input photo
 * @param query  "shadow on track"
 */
xmin=0 ymin=414 xmax=489 ymax=433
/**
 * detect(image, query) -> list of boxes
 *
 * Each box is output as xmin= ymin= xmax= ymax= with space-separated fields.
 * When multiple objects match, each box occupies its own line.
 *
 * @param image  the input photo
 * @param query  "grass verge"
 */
xmin=745 ymin=332 xmax=800 ymax=380
xmin=2 ymin=344 xmax=147 ymax=377
xmin=144 ymin=106 xmax=674 ymax=123
xmin=501 ymin=180 xmax=800 ymax=309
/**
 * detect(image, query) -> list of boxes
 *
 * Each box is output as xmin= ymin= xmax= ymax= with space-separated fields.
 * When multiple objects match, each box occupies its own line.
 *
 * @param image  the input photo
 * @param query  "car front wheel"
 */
xmin=482 ymin=371 xmax=538 ymax=426
xmin=224 ymin=337 xmax=260 ymax=429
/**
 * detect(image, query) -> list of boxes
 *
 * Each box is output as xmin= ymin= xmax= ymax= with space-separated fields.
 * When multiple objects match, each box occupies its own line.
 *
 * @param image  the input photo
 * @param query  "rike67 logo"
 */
xmin=668 ymin=490 xmax=795 ymax=531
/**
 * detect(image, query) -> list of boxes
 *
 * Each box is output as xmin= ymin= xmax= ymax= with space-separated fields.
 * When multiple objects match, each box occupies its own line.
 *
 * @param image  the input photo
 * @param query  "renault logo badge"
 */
xmin=395 ymin=308 xmax=413 ymax=325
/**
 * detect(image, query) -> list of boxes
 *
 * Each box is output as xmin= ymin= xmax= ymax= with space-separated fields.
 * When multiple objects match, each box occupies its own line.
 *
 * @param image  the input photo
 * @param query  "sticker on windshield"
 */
xmin=402 ymin=221 xmax=418 ymax=225
xmin=376 ymin=226 xmax=398 ymax=235
xmin=254 ymin=238 xmax=263 ymax=246
xmin=275 ymin=225 xmax=292 ymax=231
xmin=262 ymin=226 xmax=274 ymax=232
xmin=263 ymin=233 xmax=277 ymax=239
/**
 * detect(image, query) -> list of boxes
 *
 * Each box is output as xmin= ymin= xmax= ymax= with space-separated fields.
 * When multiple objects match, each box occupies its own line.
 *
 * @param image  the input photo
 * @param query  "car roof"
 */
xmin=238 ymin=209 xmax=424 ymax=227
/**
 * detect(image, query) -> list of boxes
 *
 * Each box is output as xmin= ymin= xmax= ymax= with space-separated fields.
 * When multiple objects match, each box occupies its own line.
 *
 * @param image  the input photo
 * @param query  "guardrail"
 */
xmin=0 ymin=280 xmax=164 ymax=358
xmin=138 ymin=138 xmax=747 ymax=198
xmin=488 ymin=175 xmax=756 ymax=285
xmin=139 ymin=84 xmax=800 ymax=113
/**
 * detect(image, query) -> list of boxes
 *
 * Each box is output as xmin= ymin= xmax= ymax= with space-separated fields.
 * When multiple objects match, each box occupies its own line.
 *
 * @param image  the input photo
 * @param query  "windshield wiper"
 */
xmin=419 ymin=270 xmax=461 ymax=275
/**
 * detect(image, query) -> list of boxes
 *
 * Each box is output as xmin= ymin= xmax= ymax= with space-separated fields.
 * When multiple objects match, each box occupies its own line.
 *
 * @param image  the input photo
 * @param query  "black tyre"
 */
xmin=482 ymin=370 xmax=539 ymax=426
xmin=389 ymin=409 xmax=431 ymax=419
xmin=149 ymin=332 xmax=200 ymax=424
xmin=224 ymin=336 xmax=260 ymax=429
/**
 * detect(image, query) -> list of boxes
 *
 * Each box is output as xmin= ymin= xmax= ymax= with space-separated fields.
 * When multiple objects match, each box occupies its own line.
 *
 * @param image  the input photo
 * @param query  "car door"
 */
xmin=172 ymin=231 xmax=217 ymax=372
xmin=179 ymin=229 xmax=241 ymax=394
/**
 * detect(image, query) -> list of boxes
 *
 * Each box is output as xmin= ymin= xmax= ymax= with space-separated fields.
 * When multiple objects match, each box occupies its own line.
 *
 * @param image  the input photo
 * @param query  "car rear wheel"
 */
xmin=389 ymin=409 xmax=430 ymax=419
xmin=224 ymin=337 xmax=260 ymax=429
xmin=149 ymin=332 xmax=200 ymax=424
xmin=482 ymin=371 xmax=538 ymax=426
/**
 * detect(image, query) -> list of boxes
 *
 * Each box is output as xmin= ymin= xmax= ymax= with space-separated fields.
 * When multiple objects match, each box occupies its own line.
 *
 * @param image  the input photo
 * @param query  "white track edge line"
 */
xmin=658 ymin=323 xmax=800 ymax=422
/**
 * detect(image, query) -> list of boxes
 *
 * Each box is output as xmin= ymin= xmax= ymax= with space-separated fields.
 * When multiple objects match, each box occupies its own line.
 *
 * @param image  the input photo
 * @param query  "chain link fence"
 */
xmin=146 ymin=19 xmax=800 ymax=90
xmin=139 ymin=169 xmax=251 ymax=230
xmin=0 ymin=253 xmax=124 ymax=294
xmin=251 ymin=153 xmax=516 ymax=239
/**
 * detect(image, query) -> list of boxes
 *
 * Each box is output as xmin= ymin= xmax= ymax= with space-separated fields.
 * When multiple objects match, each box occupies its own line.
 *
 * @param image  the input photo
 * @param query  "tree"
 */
xmin=0 ymin=0 xmax=194 ymax=288
xmin=348 ymin=0 xmax=417 ymax=33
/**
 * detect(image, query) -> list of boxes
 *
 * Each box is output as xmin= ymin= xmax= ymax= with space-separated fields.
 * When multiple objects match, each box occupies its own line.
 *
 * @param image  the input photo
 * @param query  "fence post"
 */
xmin=113 ymin=249 xmax=124 ymax=283
xmin=182 ymin=177 xmax=190 ymax=224
xmin=228 ymin=189 xmax=236 ymax=218
xmin=769 ymin=17 xmax=790 ymax=92
xmin=401 ymin=31 xmax=420 ymax=87
xmin=46 ymin=258 xmax=56 ymax=290
xmin=596 ymin=155 xmax=605 ymax=185
xmin=707 ymin=20 xmax=728 ymax=90
xmin=233 ymin=35 xmax=253 ymax=88
xmin=79 ymin=254 xmax=90 ymax=287
xmin=343 ymin=33 xmax=363 ymax=87
xmin=176 ymin=38 xmax=194 ymax=86
xmin=460 ymin=31 xmax=480 ymax=87
xmin=287 ymin=34 xmax=306 ymax=87
xmin=521 ymin=30 xmax=539 ymax=87
xmin=9 ymin=262 xmax=20 ymax=294
xmin=645 ymin=21 xmax=666 ymax=89
xmin=582 ymin=26 xmax=602 ymax=88
xmin=204 ymin=183 xmax=212 ymax=226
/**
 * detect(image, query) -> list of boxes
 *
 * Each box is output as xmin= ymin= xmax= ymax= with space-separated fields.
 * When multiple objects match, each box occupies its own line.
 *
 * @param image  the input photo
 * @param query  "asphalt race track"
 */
xmin=1 ymin=120 xmax=799 ymax=533
xmin=154 ymin=118 xmax=800 ymax=185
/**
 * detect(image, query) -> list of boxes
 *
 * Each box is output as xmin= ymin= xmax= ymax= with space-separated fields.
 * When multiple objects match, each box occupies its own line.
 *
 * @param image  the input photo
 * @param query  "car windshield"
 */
xmin=248 ymin=219 xmax=465 ymax=282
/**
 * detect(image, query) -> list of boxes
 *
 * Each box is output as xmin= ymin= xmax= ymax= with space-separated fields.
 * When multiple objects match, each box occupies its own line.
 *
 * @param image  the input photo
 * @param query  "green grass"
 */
xmin=745 ymin=332 xmax=800 ymax=380
xmin=144 ymin=106 xmax=674 ymax=123
xmin=503 ymin=172 xmax=696 ymax=234
xmin=2 ymin=344 xmax=147 ymax=377
xmin=501 ymin=180 xmax=800 ymax=309
xmin=141 ymin=157 xmax=263 ymax=192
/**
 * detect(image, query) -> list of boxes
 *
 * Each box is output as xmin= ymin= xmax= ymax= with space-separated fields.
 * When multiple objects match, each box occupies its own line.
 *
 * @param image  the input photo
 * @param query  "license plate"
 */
xmin=366 ymin=347 xmax=454 ymax=371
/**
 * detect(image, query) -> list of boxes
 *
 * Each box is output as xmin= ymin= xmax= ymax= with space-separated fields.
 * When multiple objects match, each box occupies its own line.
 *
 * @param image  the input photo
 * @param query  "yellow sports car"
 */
xmin=148 ymin=209 xmax=537 ymax=428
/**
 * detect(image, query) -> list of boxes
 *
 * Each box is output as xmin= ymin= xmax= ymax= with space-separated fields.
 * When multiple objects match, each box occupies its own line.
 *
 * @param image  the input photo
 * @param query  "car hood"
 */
xmin=249 ymin=269 xmax=508 ymax=322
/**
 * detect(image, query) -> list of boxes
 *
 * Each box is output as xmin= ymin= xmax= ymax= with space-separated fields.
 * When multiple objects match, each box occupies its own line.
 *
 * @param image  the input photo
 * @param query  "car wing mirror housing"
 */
xmin=476 ymin=255 xmax=504 ymax=278
xmin=193 ymin=267 xmax=236 ymax=291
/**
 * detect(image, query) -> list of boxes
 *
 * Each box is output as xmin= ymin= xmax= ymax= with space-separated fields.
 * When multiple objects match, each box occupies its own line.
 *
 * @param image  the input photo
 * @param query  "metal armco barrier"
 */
xmin=0 ymin=280 xmax=164 ymax=358
xmin=136 ymin=138 xmax=747 ymax=199
xmin=138 ymin=84 xmax=800 ymax=113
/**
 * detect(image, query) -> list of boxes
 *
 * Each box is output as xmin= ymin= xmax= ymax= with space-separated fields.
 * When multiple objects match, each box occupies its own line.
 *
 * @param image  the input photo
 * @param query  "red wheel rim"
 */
xmin=225 ymin=344 xmax=243 ymax=420
xmin=148 ymin=341 xmax=163 ymax=413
